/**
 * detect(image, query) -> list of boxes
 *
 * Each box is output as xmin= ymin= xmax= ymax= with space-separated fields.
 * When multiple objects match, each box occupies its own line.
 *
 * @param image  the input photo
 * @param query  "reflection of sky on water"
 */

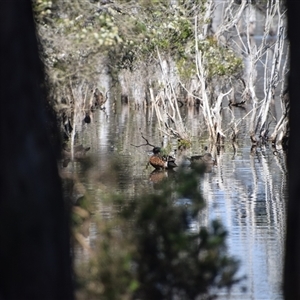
xmin=200 ymin=147 xmax=286 ymax=300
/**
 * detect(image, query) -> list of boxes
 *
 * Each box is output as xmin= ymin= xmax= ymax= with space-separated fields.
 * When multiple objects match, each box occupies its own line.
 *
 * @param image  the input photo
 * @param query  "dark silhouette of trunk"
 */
xmin=285 ymin=1 xmax=300 ymax=299
xmin=0 ymin=1 xmax=73 ymax=299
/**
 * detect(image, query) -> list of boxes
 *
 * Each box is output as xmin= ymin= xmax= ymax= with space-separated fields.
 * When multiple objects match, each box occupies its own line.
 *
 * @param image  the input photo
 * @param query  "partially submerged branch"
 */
xmin=131 ymin=134 xmax=156 ymax=148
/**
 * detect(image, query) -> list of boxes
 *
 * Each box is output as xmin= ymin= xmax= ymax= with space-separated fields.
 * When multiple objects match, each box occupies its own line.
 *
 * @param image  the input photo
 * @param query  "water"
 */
xmin=69 ymin=102 xmax=287 ymax=300
xmin=202 ymin=147 xmax=286 ymax=299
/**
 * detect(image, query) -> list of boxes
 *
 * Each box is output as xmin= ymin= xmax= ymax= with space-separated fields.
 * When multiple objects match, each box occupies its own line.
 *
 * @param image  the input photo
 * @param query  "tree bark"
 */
xmin=0 ymin=1 xmax=73 ymax=299
xmin=284 ymin=1 xmax=300 ymax=299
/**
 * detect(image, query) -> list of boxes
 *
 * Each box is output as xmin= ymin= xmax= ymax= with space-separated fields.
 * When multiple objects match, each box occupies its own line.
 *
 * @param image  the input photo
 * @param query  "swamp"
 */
xmin=2 ymin=0 xmax=291 ymax=299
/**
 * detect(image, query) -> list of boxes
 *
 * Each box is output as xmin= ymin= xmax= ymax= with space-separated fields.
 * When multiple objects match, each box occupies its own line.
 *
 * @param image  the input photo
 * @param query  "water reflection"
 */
xmin=201 ymin=146 xmax=286 ymax=299
xmin=70 ymin=105 xmax=286 ymax=300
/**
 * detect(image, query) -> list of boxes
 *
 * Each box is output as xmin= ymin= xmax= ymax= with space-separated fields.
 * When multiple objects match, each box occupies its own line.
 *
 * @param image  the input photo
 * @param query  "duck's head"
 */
xmin=152 ymin=147 xmax=161 ymax=154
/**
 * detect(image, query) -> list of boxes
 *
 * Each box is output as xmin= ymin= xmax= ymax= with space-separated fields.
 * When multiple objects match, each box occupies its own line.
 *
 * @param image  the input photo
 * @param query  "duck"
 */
xmin=149 ymin=147 xmax=177 ymax=170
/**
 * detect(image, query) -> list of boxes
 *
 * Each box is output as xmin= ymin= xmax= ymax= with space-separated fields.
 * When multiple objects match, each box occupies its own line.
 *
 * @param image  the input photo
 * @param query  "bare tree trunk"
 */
xmin=0 ymin=1 xmax=73 ymax=299
xmin=284 ymin=1 xmax=300 ymax=299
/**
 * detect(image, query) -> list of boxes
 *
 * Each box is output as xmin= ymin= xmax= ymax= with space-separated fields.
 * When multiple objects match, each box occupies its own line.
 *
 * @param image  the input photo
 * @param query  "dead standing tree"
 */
xmin=248 ymin=2 xmax=288 ymax=146
xmin=215 ymin=0 xmax=289 ymax=147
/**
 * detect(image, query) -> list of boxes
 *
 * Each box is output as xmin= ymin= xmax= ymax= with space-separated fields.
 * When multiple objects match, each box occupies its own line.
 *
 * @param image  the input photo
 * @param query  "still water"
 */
xmin=69 ymin=102 xmax=286 ymax=300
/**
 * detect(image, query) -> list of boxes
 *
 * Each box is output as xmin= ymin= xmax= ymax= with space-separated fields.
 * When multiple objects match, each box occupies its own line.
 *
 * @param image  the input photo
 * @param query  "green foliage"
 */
xmin=33 ymin=0 xmax=196 ymax=79
xmin=176 ymin=56 xmax=196 ymax=80
xmin=32 ymin=0 xmax=53 ymax=22
xmin=178 ymin=138 xmax=192 ymax=150
xmin=33 ymin=0 xmax=244 ymax=107
xmin=109 ymin=3 xmax=195 ymax=72
xmin=176 ymin=37 xmax=243 ymax=80
xmin=78 ymin=166 xmax=240 ymax=299
xmin=33 ymin=0 xmax=123 ymax=85
xmin=147 ymin=16 xmax=193 ymax=56
xmin=198 ymin=38 xmax=243 ymax=78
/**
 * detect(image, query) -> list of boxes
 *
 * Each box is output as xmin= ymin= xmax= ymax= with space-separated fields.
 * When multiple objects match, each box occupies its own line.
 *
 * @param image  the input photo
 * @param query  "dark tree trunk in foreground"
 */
xmin=285 ymin=1 xmax=300 ymax=299
xmin=0 ymin=1 xmax=73 ymax=299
